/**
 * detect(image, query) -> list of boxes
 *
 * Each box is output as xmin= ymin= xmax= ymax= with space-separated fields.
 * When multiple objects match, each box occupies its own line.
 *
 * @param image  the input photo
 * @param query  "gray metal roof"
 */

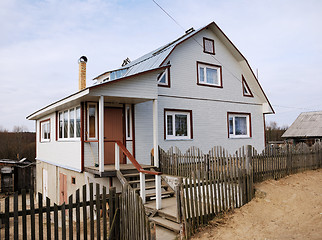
xmin=94 ymin=26 xmax=205 ymax=80
xmin=282 ymin=111 xmax=322 ymax=138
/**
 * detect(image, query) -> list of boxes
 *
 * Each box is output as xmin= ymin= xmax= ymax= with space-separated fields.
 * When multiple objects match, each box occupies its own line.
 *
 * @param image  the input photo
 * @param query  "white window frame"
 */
xmin=165 ymin=110 xmax=192 ymax=140
xmin=157 ymin=68 xmax=170 ymax=87
xmin=87 ymin=103 xmax=98 ymax=140
xmin=228 ymin=112 xmax=251 ymax=139
xmin=197 ymin=61 xmax=222 ymax=87
xmin=40 ymin=119 xmax=51 ymax=142
xmin=125 ymin=104 xmax=132 ymax=140
xmin=58 ymin=106 xmax=81 ymax=141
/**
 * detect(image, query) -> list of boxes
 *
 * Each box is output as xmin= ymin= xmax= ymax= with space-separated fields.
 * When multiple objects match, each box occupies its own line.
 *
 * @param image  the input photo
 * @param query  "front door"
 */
xmin=104 ymin=107 xmax=125 ymax=164
xmin=59 ymin=173 xmax=67 ymax=204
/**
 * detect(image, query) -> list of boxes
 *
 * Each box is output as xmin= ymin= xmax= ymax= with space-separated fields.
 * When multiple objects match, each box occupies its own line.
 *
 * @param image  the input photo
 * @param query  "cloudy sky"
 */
xmin=1 ymin=0 xmax=322 ymax=132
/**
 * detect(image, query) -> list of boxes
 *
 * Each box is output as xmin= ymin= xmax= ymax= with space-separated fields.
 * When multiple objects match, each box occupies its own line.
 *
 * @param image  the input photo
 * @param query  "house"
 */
xmin=282 ymin=111 xmax=322 ymax=145
xmin=27 ymin=22 xmax=274 ymax=207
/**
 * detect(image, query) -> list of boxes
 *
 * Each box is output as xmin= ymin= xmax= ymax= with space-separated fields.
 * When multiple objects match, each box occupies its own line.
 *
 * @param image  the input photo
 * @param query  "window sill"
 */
xmin=40 ymin=140 xmax=51 ymax=143
xmin=57 ymin=139 xmax=81 ymax=142
xmin=165 ymin=138 xmax=193 ymax=141
xmin=229 ymin=136 xmax=252 ymax=139
xmin=197 ymin=82 xmax=223 ymax=88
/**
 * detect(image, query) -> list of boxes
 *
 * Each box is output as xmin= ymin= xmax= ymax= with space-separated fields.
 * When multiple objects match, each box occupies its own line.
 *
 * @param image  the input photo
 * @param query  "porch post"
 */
xmin=99 ymin=96 xmax=104 ymax=173
xmin=153 ymin=99 xmax=159 ymax=168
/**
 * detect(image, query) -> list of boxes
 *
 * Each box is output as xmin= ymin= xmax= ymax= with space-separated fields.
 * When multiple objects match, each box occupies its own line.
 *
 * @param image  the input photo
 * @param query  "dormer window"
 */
xmin=242 ymin=75 xmax=254 ymax=97
xmin=157 ymin=68 xmax=170 ymax=87
xmin=203 ymin=37 xmax=215 ymax=55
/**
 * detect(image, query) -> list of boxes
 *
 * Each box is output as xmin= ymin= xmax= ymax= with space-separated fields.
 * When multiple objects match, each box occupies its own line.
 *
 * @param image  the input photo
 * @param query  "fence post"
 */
xmin=155 ymin=175 xmax=162 ymax=210
xmin=176 ymin=178 xmax=182 ymax=223
xmin=140 ymin=172 xmax=146 ymax=204
xmin=246 ymin=145 xmax=252 ymax=173
xmin=115 ymin=143 xmax=120 ymax=170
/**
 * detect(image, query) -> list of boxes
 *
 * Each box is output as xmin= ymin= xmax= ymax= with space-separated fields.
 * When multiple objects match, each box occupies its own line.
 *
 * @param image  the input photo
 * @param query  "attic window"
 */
xmin=242 ymin=75 xmax=254 ymax=97
xmin=157 ymin=68 xmax=170 ymax=87
xmin=203 ymin=37 xmax=215 ymax=54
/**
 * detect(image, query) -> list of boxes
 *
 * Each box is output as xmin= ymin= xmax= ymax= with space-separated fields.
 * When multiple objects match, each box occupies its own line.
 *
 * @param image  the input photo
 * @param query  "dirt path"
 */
xmin=192 ymin=169 xmax=322 ymax=240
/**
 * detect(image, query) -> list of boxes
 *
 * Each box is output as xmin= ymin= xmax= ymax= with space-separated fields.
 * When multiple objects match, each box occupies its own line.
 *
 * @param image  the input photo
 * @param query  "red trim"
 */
xmin=164 ymin=108 xmax=193 ymax=140
xmin=203 ymin=37 xmax=215 ymax=55
xmin=131 ymin=104 xmax=136 ymax=158
xmin=80 ymin=102 xmax=85 ymax=172
xmin=196 ymin=61 xmax=223 ymax=88
xmin=158 ymin=66 xmax=171 ymax=88
xmin=39 ymin=118 xmax=51 ymax=143
xmin=227 ymin=112 xmax=252 ymax=138
xmin=242 ymin=75 xmax=254 ymax=98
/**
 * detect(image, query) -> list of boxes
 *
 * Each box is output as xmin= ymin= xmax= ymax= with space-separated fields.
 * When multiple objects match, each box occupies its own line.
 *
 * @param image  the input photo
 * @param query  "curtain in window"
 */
xmin=199 ymin=67 xmax=204 ymax=82
xmin=206 ymin=68 xmax=217 ymax=84
xmin=167 ymin=115 xmax=173 ymax=135
xmin=229 ymin=117 xmax=234 ymax=134
xmin=175 ymin=114 xmax=187 ymax=136
xmin=235 ymin=117 xmax=247 ymax=135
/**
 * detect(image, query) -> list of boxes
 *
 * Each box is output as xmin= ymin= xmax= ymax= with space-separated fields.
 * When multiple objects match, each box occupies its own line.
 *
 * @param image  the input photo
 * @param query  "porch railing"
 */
xmin=105 ymin=140 xmax=163 ymax=210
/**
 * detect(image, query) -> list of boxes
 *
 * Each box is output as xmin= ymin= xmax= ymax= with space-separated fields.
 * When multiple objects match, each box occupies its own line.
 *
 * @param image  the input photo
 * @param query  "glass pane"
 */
xmin=229 ymin=117 xmax=234 ymax=134
xmin=70 ymin=109 xmax=75 ymax=138
xmin=59 ymin=112 xmax=63 ymax=138
xmin=175 ymin=114 xmax=187 ymax=136
xmin=159 ymin=73 xmax=166 ymax=83
xmin=205 ymin=39 xmax=214 ymax=53
xmin=206 ymin=67 xmax=217 ymax=84
xmin=89 ymin=105 xmax=96 ymax=138
xmin=64 ymin=111 xmax=68 ymax=138
xmin=235 ymin=116 xmax=247 ymax=135
xmin=47 ymin=122 xmax=50 ymax=139
xmin=199 ymin=67 xmax=204 ymax=82
xmin=167 ymin=115 xmax=173 ymax=135
xmin=76 ymin=107 xmax=81 ymax=138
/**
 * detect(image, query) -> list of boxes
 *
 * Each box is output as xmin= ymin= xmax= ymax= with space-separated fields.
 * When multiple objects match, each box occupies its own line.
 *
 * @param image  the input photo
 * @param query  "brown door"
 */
xmin=104 ymin=107 xmax=125 ymax=164
xmin=59 ymin=173 xmax=67 ymax=204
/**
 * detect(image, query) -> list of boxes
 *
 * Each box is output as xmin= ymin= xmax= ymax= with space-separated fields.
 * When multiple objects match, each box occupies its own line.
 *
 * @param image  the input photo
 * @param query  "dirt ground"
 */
xmin=192 ymin=169 xmax=322 ymax=240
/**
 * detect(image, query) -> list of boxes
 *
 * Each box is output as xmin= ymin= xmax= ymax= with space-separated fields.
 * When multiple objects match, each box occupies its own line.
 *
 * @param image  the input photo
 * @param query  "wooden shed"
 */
xmin=0 ymin=159 xmax=35 ymax=193
xmin=282 ymin=111 xmax=322 ymax=145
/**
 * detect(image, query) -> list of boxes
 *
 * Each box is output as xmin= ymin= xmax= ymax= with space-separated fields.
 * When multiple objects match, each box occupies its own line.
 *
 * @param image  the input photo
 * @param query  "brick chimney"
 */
xmin=78 ymin=56 xmax=87 ymax=91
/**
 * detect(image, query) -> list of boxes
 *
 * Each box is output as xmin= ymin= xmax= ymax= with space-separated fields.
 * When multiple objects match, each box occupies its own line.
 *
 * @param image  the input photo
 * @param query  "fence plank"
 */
xmin=76 ymin=189 xmax=81 ymax=240
xmin=22 ymin=189 xmax=27 ymax=240
xmin=68 ymin=195 xmax=73 ymax=240
xmin=46 ymin=197 xmax=51 ymax=240
xmin=14 ymin=193 xmax=18 ymax=240
xmin=89 ymin=183 xmax=94 ymax=240
xmin=38 ymin=193 xmax=43 ymax=240
xmin=30 ymin=190 xmax=36 ymax=240
xmin=62 ymin=203 xmax=66 ymax=240
xmin=54 ymin=204 xmax=59 ymax=240
xmin=102 ymin=186 xmax=107 ymax=240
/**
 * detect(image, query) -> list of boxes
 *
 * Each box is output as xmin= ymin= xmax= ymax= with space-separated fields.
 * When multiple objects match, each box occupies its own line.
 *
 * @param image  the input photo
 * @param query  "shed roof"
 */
xmin=282 ymin=111 xmax=322 ymax=138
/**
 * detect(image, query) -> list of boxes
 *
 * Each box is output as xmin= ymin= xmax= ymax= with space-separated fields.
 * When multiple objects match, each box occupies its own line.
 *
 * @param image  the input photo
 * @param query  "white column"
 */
xmin=115 ymin=143 xmax=120 ymax=170
xmin=155 ymin=175 xmax=161 ymax=210
xmin=140 ymin=172 xmax=146 ymax=204
xmin=153 ymin=99 xmax=159 ymax=167
xmin=98 ymin=96 xmax=104 ymax=173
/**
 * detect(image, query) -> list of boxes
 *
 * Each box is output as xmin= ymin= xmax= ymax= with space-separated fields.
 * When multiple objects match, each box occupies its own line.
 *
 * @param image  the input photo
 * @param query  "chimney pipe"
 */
xmin=78 ymin=56 xmax=87 ymax=91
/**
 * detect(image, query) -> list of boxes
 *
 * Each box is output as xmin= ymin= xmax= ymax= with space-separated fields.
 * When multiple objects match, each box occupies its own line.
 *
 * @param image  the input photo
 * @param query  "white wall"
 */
xmin=134 ymin=28 xmax=267 ymax=164
xmin=36 ymin=112 xmax=82 ymax=172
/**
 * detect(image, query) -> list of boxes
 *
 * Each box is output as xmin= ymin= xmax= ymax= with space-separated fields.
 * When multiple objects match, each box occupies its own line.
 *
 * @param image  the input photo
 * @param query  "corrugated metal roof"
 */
xmin=94 ymin=26 xmax=204 ymax=81
xmin=282 ymin=111 xmax=322 ymax=138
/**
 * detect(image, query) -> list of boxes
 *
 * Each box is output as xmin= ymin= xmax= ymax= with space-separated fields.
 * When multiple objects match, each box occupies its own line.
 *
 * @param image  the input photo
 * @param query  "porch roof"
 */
xmin=27 ymin=66 xmax=166 ymax=120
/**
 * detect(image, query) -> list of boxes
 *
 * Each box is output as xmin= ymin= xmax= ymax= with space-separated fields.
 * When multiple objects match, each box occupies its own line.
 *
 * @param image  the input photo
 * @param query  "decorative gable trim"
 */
xmin=242 ymin=75 xmax=254 ymax=98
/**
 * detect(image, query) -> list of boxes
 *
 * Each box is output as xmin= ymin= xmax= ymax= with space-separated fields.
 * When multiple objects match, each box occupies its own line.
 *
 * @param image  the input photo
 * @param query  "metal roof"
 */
xmin=282 ymin=111 xmax=322 ymax=138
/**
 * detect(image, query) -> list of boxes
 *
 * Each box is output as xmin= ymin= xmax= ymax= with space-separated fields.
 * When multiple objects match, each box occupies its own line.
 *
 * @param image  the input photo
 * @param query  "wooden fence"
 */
xmin=160 ymin=142 xmax=322 ymax=238
xmin=0 ymin=183 xmax=152 ymax=240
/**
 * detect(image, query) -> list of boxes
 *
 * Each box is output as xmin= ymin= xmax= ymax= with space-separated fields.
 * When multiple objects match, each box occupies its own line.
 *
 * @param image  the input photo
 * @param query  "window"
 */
xmin=71 ymin=177 xmax=76 ymax=185
xmin=228 ymin=113 xmax=251 ymax=138
xmin=203 ymin=37 xmax=215 ymax=54
xmin=58 ymin=106 xmax=81 ymax=140
xmin=242 ymin=75 xmax=254 ymax=97
xmin=125 ymin=105 xmax=132 ymax=140
xmin=40 ymin=119 xmax=50 ymax=142
xmin=87 ymin=103 xmax=97 ymax=139
xmin=165 ymin=109 xmax=193 ymax=140
xmin=157 ymin=68 xmax=170 ymax=87
xmin=197 ymin=62 xmax=222 ymax=88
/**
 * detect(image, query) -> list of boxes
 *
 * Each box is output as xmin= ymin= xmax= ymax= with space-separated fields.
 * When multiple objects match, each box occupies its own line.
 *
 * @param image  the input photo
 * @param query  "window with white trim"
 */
xmin=125 ymin=105 xmax=132 ymax=140
xmin=59 ymin=106 xmax=81 ymax=140
xmin=40 ymin=120 xmax=50 ymax=142
xmin=203 ymin=37 xmax=215 ymax=54
xmin=87 ymin=103 xmax=97 ymax=140
xmin=197 ymin=62 xmax=222 ymax=87
xmin=157 ymin=68 xmax=170 ymax=87
xmin=165 ymin=110 xmax=192 ymax=140
xmin=228 ymin=113 xmax=251 ymax=138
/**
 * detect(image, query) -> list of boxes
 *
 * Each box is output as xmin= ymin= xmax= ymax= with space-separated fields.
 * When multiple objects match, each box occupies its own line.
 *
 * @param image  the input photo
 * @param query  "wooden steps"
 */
xmin=150 ymin=216 xmax=181 ymax=233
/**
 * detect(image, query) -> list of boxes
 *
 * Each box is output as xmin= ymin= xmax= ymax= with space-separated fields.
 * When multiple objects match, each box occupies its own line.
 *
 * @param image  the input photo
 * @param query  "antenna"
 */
xmin=256 ymin=68 xmax=259 ymax=79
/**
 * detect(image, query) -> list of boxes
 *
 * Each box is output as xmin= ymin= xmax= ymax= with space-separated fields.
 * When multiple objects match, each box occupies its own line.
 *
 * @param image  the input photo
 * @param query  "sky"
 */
xmin=1 ymin=0 xmax=322 ymax=132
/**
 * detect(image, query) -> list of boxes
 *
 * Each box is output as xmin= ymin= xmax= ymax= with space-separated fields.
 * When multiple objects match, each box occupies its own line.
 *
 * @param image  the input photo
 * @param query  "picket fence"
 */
xmin=0 ymin=183 xmax=151 ymax=240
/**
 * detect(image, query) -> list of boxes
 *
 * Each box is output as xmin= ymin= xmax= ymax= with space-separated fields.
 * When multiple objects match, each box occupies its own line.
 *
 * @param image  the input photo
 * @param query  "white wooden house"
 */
xmin=27 ymin=22 xmax=274 ymax=208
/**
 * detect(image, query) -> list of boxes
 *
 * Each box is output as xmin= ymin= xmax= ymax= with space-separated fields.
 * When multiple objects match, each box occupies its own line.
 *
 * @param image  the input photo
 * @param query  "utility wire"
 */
xmin=152 ymin=0 xmax=318 ymax=113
